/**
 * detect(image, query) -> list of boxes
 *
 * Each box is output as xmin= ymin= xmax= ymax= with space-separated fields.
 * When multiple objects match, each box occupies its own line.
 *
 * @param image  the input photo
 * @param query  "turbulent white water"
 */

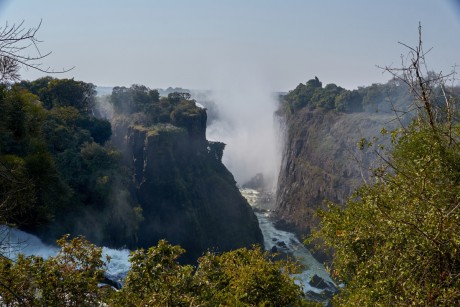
xmin=101 ymin=248 xmax=131 ymax=286
xmin=240 ymin=188 xmax=337 ymax=297
xmin=255 ymin=212 xmax=335 ymax=293
xmin=0 ymin=225 xmax=131 ymax=286
xmin=0 ymin=226 xmax=59 ymax=259
xmin=1 ymin=189 xmax=336 ymax=299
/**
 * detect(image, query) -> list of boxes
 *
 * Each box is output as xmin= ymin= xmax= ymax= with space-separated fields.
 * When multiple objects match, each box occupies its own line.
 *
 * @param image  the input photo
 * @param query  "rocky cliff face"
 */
xmin=274 ymin=79 xmax=413 ymax=253
xmin=275 ymin=108 xmax=395 ymax=239
xmin=117 ymin=98 xmax=262 ymax=262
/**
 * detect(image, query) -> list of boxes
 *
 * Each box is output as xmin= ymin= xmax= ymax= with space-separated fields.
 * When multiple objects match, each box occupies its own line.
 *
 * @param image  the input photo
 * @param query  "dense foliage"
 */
xmin=280 ymin=76 xmax=412 ymax=115
xmin=19 ymin=77 xmax=97 ymax=114
xmin=110 ymin=84 xmax=202 ymax=130
xmin=0 ymin=78 xmax=140 ymax=246
xmin=0 ymin=235 xmax=109 ymax=306
xmin=0 ymin=236 xmax=305 ymax=306
xmin=314 ymin=45 xmax=460 ymax=304
xmin=316 ymin=125 xmax=460 ymax=305
xmin=113 ymin=240 xmax=303 ymax=306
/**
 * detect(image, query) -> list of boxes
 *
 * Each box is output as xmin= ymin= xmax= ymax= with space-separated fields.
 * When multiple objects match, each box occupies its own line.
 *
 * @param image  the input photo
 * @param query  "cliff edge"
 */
xmin=112 ymin=87 xmax=263 ymax=262
xmin=274 ymin=79 xmax=410 ymax=261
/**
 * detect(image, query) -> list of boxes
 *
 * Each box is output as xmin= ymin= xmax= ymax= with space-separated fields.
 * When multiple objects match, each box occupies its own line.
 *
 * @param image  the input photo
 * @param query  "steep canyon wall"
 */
xmin=274 ymin=79 xmax=411 ymax=259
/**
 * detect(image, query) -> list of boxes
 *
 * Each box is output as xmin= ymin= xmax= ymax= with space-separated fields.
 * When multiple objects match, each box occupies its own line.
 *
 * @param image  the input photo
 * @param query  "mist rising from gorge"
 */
xmin=203 ymin=71 xmax=282 ymax=191
xmin=94 ymin=71 xmax=284 ymax=191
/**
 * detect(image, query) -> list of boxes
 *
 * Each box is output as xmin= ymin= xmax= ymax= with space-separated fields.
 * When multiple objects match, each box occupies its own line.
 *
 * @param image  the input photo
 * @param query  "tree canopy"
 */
xmin=19 ymin=77 xmax=96 ymax=114
xmin=0 ymin=236 xmax=306 ymax=306
xmin=313 ymin=29 xmax=460 ymax=305
xmin=0 ymin=78 xmax=141 ymax=247
xmin=279 ymin=76 xmax=414 ymax=116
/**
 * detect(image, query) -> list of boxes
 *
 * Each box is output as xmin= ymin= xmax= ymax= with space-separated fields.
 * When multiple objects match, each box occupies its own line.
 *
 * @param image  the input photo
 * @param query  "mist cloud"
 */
xmin=204 ymin=63 xmax=282 ymax=190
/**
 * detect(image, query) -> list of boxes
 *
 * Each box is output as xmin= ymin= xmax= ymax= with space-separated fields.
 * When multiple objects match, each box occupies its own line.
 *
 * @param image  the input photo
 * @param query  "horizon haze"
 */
xmin=0 ymin=1 xmax=459 ymax=91
xmin=2 ymin=0 xmax=460 ymax=185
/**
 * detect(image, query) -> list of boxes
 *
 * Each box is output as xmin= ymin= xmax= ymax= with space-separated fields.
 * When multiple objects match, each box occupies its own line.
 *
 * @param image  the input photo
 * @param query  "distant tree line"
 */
xmin=279 ymin=76 xmax=422 ymax=115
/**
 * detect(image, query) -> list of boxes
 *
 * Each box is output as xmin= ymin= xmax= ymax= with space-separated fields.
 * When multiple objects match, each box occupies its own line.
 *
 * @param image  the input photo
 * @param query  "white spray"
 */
xmin=205 ymin=65 xmax=282 ymax=190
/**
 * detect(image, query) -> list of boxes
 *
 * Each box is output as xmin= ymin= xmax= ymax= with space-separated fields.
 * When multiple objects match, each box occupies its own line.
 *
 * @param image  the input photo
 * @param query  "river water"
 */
xmin=0 ymin=225 xmax=131 ymax=287
xmin=240 ymin=188 xmax=337 ymax=300
xmin=1 ymin=189 xmax=336 ymax=301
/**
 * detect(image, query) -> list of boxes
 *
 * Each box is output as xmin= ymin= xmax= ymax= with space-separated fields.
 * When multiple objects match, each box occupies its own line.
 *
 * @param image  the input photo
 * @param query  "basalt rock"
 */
xmin=120 ymin=102 xmax=262 ymax=262
xmin=275 ymin=108 xmax=396 ymax=261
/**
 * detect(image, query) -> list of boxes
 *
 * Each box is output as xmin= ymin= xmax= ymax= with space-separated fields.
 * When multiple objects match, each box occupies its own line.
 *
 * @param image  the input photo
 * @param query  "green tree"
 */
xmin=113 ymin=240 xmax=196 ymax=306
xmin=194 ymin=246 xmax=303 ymax=306
xmin=281 ymin=77 xmax=365 ymax=114
xmin=334 ymin=90 xmax=363 ymax=113
xmin=111 ymin=84 xmax=160 ymax=115
xmin=0 ymin=80 xmax=127 ymax=240
xmin=113 ymin=241 xmax=304 ymax=306
xmin=0 ymin=86 xmax=70 ymax=230
xmin=314 ymin=27 xmax=460 ymax=305
xmin=78 ymin=116 xmax=112 ymax=144
xmin=0 ymin=235 xmax=111 ymax=306
xmin=1 ymin=238 xmax=305 ymax=306
xmin=0 ymin=155 xmax=35 ymax=225
xmin=19 ymin=77 xmax=96 ymax=113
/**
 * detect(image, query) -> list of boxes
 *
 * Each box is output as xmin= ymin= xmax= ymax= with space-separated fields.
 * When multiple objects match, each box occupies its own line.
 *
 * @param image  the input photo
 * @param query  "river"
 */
xmin=240 ymin=188 xmax=337 ymax=301
xmin=0 ymin=189 xmax=336 ymax=301
xmin=0 ymin=225 xmax=131 ymax=288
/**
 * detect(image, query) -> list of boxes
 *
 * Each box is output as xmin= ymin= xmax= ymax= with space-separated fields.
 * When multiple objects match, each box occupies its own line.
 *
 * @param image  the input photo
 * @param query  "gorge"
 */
xmin=0 ymin=75 xmax=421 ymax=302
xmin=273 ymin=79 xmax=412 ymax=253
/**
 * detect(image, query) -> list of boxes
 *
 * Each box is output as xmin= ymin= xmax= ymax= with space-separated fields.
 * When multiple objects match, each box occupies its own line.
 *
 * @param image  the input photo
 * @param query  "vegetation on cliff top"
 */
xmin=111 ymin=83 xmax=263 ymax=262
xmin=279 ymin=75 xmax=417 ymax=116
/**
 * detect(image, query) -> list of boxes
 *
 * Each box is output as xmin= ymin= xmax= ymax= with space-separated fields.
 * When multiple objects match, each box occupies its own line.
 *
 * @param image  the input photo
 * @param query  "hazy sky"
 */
xmin=1 ymin=0 xmax=460 ymax=91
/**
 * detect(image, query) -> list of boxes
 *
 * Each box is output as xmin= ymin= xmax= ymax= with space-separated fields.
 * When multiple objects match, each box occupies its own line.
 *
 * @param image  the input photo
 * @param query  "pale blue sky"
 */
xmin=1 ymin=0 xmax=459 ymax=90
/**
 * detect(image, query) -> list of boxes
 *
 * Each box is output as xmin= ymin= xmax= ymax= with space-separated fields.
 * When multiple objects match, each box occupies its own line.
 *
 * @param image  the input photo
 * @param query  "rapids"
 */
xmin=0 ymin=225 xmax=131 ymax=287
xmin=240 ymin=188 xmax=337 ymax=301
xmin=1 ymin=189 xmax=337 ymax=301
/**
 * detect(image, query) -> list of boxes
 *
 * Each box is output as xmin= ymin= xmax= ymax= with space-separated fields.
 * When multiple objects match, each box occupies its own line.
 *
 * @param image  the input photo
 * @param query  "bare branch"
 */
xmin=0 ymin=19 xmax=73 ymax=83
xmin=377 ymin=22 xmax=458 ymax=143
